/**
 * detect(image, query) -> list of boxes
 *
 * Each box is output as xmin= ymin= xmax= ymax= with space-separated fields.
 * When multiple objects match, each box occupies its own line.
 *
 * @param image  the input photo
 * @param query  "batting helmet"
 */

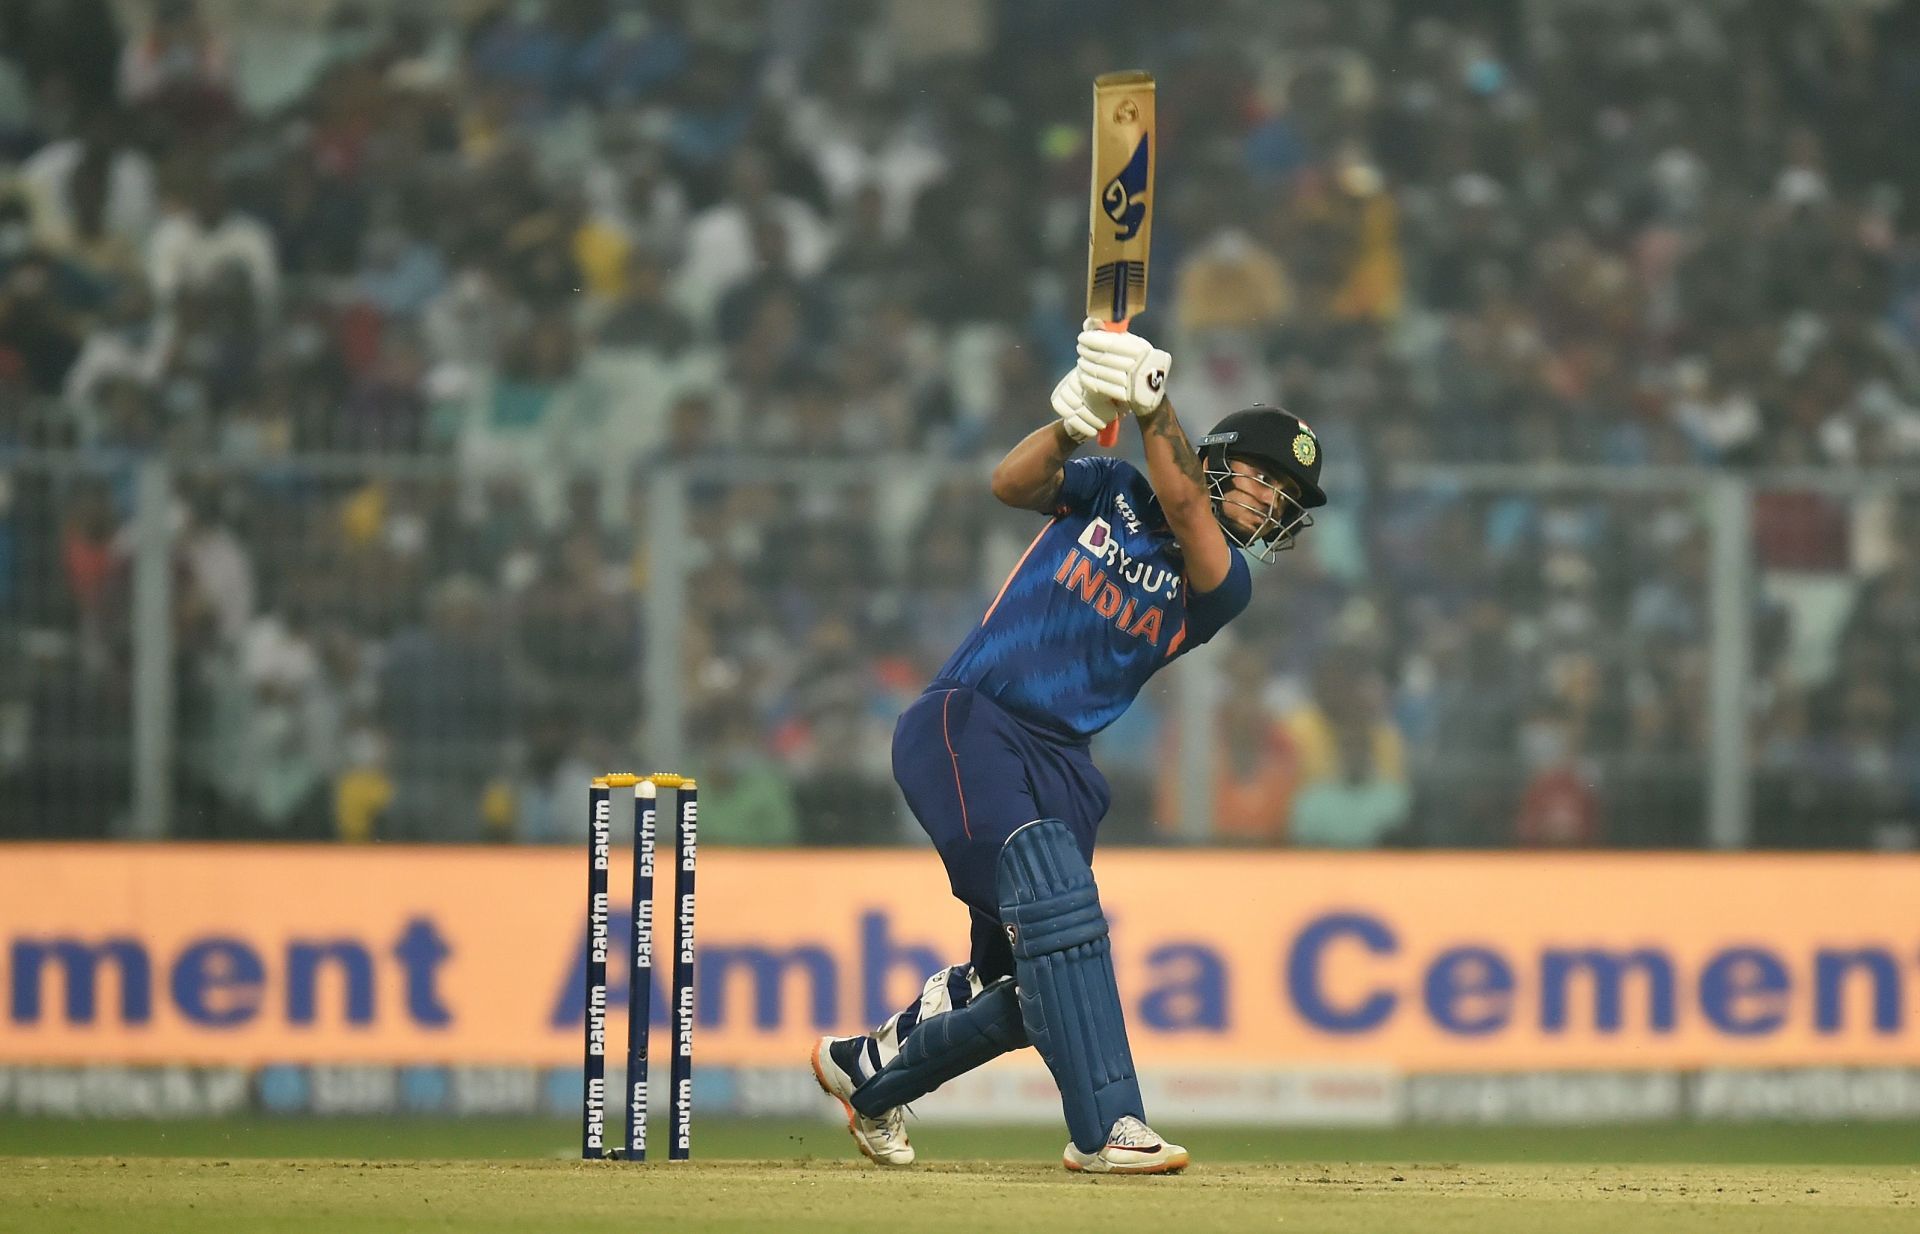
xmin=1194 ymin=405 xmax=1326 ymax=509
xmin=1192 ymin=406 xmax=1325 ymax=559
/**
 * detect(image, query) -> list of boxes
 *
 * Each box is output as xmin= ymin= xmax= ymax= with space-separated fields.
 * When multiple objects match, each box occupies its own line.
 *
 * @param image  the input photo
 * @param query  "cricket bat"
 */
xmin=1087 ymin=70 xmax=1155 ymax=447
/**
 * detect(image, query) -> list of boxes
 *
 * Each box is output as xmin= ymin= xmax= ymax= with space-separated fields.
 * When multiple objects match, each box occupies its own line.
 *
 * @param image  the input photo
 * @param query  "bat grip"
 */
xmin=1095 ymin=318 xmax=1129 ymax=447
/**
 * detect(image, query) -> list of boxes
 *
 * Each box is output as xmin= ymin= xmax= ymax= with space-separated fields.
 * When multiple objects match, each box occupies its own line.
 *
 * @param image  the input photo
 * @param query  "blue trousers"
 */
xmin=891 ymin=682 xmax=1111 ymax=984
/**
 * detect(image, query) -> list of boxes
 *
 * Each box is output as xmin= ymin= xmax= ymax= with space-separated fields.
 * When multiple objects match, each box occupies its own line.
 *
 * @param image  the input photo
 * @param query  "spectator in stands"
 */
xmin=695 ymin=700 xmax=800 ymax=845
xmin=508 ymin=702 xmax=601 ymax=844
xmin=1287 ymin=649 xmax=1411 ymax=848
xmin=146 ymin=165 xmax=277 ymax=318
xmin=377 ymin=575 xmax=522 ymax=840
xmin=18 ymin=107 xmax=154 ymax=260
xmin=1156 ymin=648 xmax=1300 ymax=844
xmin=119 ymin=0 xmax=233 ymax=126
xmin=1512 ymin=705 xmax=1602 ymax=847
xmin=676 ymin=147 xmax=830 ymax=328
xmin=4 ymin=1 xmax=1920 ymax=849
xmin=0 ymin=248 xmax=85 ymax=396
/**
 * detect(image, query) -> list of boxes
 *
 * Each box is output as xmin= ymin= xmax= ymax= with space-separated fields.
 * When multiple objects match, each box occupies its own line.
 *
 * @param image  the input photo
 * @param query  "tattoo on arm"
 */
xmin=1140 ymin=401 xmax=1230 ymax=586
xmin=1147 ymin=410 xmax=1208 ymax=489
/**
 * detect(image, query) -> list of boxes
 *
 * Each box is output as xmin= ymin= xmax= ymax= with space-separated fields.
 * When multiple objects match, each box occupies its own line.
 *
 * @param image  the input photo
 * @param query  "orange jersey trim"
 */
xmin=980 ymin=518 xmax=1056 ymax=626
xmin=941 ymin=688 xmax=971 ymax=839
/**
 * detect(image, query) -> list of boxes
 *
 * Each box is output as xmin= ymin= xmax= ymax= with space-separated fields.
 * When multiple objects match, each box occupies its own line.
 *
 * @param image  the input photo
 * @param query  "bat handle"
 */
xmin=1095 ymin=318 xmax=1129 ymax=447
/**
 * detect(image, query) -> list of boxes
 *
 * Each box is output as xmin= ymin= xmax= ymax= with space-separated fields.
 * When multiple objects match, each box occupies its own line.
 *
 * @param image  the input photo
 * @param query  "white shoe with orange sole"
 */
xmin=810 ymin=1035 xmax=915 ymax=1166
xmin=1062 ymin=1116 xmax=1190 ymax=1174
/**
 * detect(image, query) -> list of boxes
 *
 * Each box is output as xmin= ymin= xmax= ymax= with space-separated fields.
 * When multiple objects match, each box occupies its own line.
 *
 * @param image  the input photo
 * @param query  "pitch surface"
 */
xmin=2 ymin=1119 xmax=1914 ymax=1234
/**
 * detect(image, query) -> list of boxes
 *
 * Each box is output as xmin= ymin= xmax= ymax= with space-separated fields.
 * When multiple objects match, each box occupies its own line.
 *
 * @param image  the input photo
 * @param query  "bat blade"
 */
xmin=1089 ymin=71 xmax=1154 ymax=446
xmin=1087 ymin=70 xmax=1155 ymax=327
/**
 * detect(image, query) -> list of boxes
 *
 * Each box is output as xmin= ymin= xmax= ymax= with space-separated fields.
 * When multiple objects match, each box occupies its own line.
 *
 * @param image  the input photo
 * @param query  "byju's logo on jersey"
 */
xmin=1070 ymin=517 xmax=1180 ymax=601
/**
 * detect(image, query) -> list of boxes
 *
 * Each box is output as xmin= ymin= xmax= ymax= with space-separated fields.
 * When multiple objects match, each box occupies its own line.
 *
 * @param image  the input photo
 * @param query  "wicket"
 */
xmin=582 ymin=772 xmax=697 ymax=1162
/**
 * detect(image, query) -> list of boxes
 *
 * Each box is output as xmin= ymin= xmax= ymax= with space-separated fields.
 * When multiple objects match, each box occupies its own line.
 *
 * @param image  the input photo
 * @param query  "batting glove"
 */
xmin=1051 ymin=368 xmax=1123 ymax=443
xmin=1076 ymin=317 xmax=1171 ymax=419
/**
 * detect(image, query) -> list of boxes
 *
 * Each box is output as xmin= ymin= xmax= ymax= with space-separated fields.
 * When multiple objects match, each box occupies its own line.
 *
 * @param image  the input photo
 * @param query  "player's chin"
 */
xmin=1221 ymin=514 xmax=1262 ymax=542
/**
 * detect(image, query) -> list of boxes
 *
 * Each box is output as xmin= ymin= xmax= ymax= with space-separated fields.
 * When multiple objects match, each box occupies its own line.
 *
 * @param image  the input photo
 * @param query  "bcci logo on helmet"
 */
xmin=1293 ymin=432 xmax=1317 ymax=466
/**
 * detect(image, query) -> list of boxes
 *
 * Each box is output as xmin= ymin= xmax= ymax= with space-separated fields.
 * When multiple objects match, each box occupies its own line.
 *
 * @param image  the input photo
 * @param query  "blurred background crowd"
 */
xmin=5 ymin=0 xmax=1920 ymax=849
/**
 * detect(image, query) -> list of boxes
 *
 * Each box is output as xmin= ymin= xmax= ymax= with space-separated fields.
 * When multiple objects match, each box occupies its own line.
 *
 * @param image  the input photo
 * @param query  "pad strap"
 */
xmin=851 ymin=977 xmax=1027 ymax=1117
xmin=1006 ymin=882 xmax=1106 ymax=955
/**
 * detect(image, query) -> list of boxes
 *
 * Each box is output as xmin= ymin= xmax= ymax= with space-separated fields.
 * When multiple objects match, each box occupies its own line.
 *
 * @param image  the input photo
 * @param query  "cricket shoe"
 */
xmin=1062 ymin=1116 xmax=1190 ymax=1175
xmin=810 ymin=1036 xmax=915 ymax=1166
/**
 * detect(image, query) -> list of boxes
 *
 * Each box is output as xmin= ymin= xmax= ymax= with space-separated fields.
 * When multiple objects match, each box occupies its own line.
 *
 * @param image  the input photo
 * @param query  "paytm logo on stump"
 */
xmin=6 ymin=920 xmax=454 ymax=1028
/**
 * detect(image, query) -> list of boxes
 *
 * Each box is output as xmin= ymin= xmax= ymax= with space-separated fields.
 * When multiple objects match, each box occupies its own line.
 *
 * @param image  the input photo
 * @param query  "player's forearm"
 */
xmin=1135 ymin=398 xmax=1211 ymax=517
xmin=990 ymin=422 xmax=1080 ymax=512
xmin=1137 ymin=397 xmax=1233 ymax=589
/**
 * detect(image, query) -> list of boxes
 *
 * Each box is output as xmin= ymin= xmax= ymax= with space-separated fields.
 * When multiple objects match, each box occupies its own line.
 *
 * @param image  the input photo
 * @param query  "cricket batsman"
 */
xmin=810 ymin=320 xmax=1327 ymax=1172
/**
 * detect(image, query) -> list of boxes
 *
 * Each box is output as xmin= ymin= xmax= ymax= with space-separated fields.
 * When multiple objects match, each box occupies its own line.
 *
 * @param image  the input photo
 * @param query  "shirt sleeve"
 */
xmin=1184 ymin=548 xmax=1253 ymax=649
xmin=1054 ymin=456 xmax=1122 ymax=515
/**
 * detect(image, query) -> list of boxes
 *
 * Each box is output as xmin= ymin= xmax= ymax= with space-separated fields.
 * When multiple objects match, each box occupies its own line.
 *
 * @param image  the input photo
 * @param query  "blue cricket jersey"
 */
xmin=934 ymin=457 xmax=1253 ymax=742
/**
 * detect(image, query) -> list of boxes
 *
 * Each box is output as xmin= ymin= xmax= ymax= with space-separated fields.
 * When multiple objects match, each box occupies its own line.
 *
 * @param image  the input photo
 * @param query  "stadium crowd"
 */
xmin=4 ymin=0 xmax=1920 ymax=849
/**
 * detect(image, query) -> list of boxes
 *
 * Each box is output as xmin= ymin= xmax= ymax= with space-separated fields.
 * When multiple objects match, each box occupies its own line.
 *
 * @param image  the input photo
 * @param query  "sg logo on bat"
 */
xmin=1102 ymin=135 xmax=1150 ymax=241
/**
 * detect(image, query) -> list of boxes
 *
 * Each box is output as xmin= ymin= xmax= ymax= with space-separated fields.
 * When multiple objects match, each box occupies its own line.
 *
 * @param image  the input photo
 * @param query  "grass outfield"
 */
xmin=1 ymin=1119 xmax=1916 ymax=1234
xmin=4 ymin=1116 xmax=1920 ymax=1163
